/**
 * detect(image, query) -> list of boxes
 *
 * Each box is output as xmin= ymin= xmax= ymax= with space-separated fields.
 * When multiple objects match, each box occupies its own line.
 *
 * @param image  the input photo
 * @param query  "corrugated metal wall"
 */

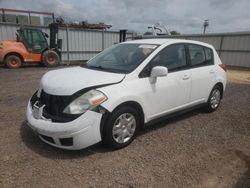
xmin=0 ymin=22 xmax=132 ymax=63
xmin=164 ymin=33 xmax=250 ymax=68
xmin=0 ymin=22 xmax=249 ymax=67
xmin=0 ymin=23 xmax=18 ymax=40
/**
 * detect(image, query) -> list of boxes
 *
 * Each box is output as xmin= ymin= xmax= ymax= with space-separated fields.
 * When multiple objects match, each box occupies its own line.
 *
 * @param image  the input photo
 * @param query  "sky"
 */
xmin=0 ymin=0 xmax=250 ymax=34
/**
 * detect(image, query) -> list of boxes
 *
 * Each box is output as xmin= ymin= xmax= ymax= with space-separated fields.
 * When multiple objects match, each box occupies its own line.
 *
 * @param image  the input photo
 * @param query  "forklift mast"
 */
xmin=49 ymin=23 xmax=62 ymax=49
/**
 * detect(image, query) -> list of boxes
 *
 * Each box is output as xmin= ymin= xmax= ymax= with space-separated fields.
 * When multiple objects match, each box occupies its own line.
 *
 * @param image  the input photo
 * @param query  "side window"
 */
xmin=31 ymin=30 xmax=48 ymax=52
xmin=188 ymin=44 xmax=213 ymax=67
xmin=22 ymin=29 xmax=33 ymax=50
xmin=150 ymin=44 xmax=187 ymax=72
xmin=32 ymin=31 xmax=41 ymax=42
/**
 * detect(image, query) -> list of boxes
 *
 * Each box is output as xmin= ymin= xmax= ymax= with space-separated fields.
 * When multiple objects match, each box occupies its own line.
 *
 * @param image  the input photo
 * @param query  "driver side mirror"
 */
xmin=150 ymin=66 xmax=168 ymax=83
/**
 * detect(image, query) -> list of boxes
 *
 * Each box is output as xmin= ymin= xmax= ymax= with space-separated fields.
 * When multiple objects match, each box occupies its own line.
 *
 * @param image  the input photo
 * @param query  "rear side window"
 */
xmin=188 ymin=44 xmax=213 ymax=67
xmin=204 ymin=47 xmax=213 ymax=65
xmin=150 ymin=44 xmax=187 ymax=72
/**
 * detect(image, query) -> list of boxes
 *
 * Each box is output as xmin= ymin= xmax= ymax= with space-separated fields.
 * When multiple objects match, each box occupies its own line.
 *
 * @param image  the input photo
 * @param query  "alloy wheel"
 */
xmin=112 ymin=113 xmax=136 ymax=144
xmin=210 ymin=89 xmax=221 ymax=109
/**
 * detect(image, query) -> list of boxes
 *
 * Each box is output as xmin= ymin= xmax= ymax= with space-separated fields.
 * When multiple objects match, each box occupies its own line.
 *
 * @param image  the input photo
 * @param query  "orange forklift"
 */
xmin=0 ymin=23 xmax=62 ymax=68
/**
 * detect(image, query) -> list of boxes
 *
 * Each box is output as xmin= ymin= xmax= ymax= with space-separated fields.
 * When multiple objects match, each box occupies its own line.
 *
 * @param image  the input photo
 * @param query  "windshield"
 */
xmin=82 ymin=43 xmax=159 ymax=73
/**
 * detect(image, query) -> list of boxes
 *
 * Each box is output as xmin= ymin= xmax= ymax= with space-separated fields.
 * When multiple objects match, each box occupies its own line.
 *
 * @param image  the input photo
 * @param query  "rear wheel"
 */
xmin=204 ymin=85 xmax=222 ymax=112
xmin=103 ymin=106 xmax=140 ymax=149
xmin=5 ymin=55 xmax=22 ymax=69
xmin=42 ymin=50 xmax=59 ymax=67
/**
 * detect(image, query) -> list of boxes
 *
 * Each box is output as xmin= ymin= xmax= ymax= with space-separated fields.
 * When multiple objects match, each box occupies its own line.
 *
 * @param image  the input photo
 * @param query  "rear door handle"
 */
xmin=182 ymin=74 xmax=190 ymax=80
xmin=209 ymin=70 xmax=215 ymax=74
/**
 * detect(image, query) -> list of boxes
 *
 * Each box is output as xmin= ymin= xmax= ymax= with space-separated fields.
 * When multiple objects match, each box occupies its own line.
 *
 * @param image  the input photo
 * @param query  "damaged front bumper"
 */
xmin=26 ymin=101 xmax=103 ymax=150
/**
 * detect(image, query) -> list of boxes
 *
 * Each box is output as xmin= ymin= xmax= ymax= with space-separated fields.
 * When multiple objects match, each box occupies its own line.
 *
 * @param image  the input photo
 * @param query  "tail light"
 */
xmin=219 ymin=64 xmax=227 ymax=72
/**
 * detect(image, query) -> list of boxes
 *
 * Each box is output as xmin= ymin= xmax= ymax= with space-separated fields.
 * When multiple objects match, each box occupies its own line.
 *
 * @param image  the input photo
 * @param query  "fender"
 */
xmin=100 ymin=91 xmax=148 ymax=123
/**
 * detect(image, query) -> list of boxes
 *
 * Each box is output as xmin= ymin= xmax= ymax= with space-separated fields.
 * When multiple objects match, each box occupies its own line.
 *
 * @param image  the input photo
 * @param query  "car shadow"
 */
xmin=20 ymin=108 xmax=202 ymax=159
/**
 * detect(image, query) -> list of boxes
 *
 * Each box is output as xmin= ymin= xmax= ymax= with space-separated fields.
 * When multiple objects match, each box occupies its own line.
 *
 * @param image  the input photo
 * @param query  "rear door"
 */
xmin=187 ymin=44 xmax=216 ymax=102
xmin=139 ymin=43 xmax=191 ymax=120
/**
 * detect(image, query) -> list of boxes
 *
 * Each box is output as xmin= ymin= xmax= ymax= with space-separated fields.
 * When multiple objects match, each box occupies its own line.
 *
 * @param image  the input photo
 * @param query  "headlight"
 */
xmin=63 ymin=90 xmax=107 ymax=114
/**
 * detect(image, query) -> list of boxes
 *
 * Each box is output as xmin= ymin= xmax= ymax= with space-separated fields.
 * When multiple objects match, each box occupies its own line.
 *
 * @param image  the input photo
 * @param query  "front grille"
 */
xmin=40 ymin=90 xmax=72 ymax=117
xmin=30 ymin=90 xmax=80 ymax=123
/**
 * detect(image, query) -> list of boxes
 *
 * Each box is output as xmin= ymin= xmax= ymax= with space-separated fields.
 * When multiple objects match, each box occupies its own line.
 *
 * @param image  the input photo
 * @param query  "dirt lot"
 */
xmin=0 ymin=66 xmax=250 ymax=188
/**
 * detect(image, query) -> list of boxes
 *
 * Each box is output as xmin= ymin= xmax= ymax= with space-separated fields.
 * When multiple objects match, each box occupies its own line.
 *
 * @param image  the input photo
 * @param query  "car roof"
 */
xmin=124 ymin=38 xmax=214 ymax=49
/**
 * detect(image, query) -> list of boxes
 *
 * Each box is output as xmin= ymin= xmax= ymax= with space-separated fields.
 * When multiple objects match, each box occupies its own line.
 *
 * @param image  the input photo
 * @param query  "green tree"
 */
xmin=170 ymin=30 xmax=180 ymax=35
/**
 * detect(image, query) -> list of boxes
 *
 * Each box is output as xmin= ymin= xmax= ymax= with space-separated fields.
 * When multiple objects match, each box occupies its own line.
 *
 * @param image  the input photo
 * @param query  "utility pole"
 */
xmin=203 ymin=19 xmax=209 ymax=34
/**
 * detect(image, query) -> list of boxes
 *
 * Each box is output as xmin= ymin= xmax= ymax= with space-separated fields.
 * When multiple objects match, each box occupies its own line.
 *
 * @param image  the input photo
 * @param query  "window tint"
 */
xmin=188 ymin=44 xmax=213 ymax=67
xmin=150 ymin=44 xmax=187 ymax=71
xmin=204 ymin=47 xmax=213 ymax=65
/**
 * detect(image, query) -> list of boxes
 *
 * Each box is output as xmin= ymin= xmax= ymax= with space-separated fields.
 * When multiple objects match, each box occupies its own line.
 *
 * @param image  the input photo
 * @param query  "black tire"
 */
xmin=204 ymin=85 xmax=222 ymax=113
xmin=103 ymin=106 xmax=140 ymax=149
xmin=5 ymin=55 xmax=22 ymax=69
xmin=42 ymin=50 xmax=59 ymax=67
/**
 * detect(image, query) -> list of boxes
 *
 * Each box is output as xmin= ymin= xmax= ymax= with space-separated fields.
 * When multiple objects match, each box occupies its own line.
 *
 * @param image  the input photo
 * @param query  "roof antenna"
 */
xmin=203 ymin=19 xmax=209 ymax=34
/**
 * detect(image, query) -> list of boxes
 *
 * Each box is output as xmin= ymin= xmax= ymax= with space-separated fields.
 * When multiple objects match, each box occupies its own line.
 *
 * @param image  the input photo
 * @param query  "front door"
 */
xmin=139 ymin=44 xmax=191 ymax=121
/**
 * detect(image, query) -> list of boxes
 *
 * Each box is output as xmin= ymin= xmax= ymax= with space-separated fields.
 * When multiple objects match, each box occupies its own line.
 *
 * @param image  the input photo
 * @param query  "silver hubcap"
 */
xmin=112 ymin=113 xmax=136 ymax=144
xmin=210 ymin=89 xmax=221 ymax=109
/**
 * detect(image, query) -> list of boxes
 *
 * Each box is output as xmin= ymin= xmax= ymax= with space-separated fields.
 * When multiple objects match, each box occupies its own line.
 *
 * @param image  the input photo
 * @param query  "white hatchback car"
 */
xmin=27 ymin=39 xmax=227 ymax=150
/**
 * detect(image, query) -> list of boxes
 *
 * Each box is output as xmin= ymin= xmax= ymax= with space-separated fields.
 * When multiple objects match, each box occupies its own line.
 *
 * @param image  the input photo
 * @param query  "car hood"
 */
xmin=40 ymin=67 xmax=125 ymax=96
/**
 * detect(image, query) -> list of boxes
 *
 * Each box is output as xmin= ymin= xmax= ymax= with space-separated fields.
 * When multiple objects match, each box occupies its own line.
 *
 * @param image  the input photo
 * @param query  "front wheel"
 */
xmin=204 ymin=85 xmax=222 ymax=112
xmin=42 ymin=50 xmax=59 ymax=67
xmin=103 ymin=106 xmax=140 ymax=149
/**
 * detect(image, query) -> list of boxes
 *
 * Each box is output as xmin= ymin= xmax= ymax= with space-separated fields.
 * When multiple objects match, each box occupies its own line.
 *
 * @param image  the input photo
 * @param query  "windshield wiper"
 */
xmin=82 ymin=64 xmax=106 ymax=70
xmin=90 ymin=65 xmax=106 ymax=70
xmin=83 ymin=64 xmax=127 ymax=74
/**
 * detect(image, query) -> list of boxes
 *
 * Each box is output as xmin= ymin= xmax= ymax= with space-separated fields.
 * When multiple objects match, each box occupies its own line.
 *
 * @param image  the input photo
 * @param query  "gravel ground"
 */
xmin=0 ymin=65 xmax=250 ymax=188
